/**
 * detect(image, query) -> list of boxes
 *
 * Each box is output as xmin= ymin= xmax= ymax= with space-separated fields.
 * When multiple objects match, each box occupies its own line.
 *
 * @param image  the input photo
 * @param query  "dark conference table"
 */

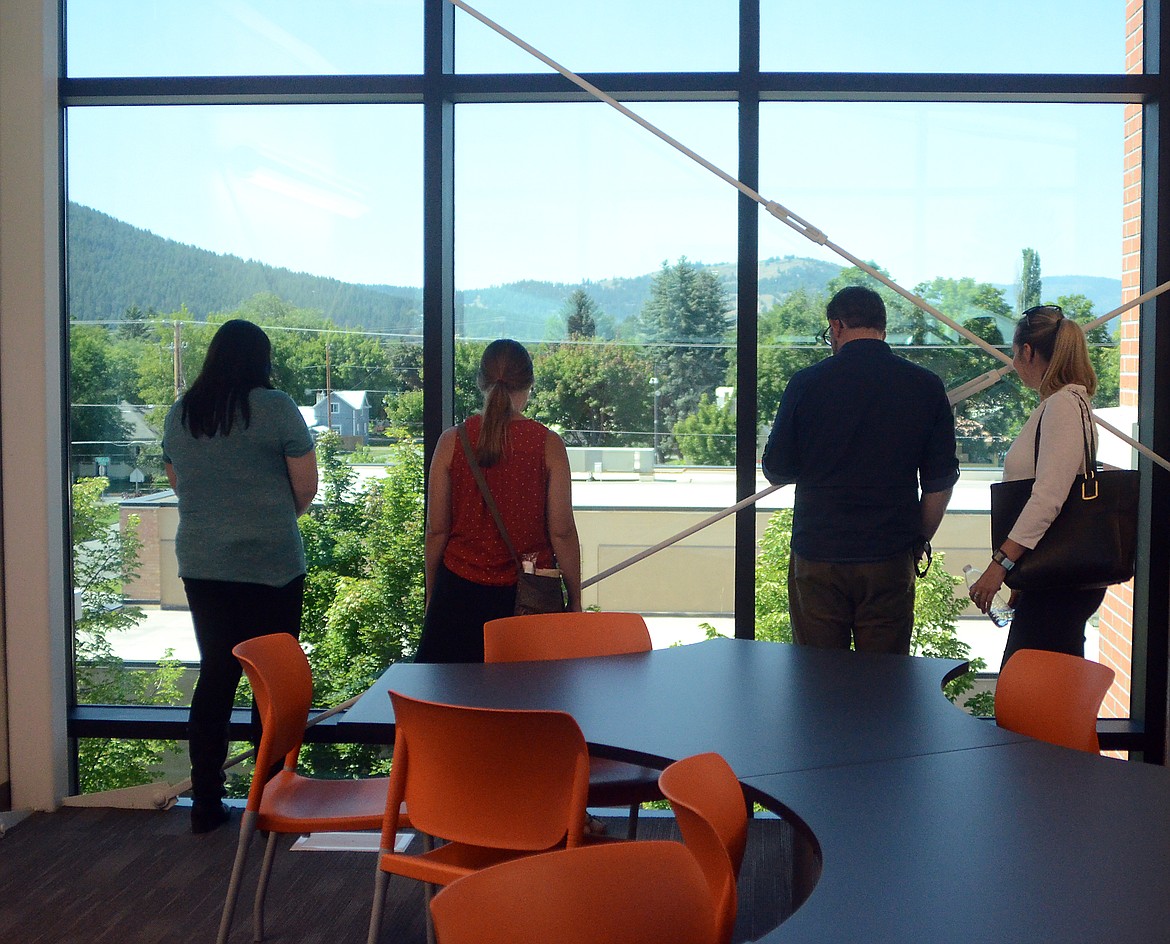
xmin=343 ymin=637 xmax=1170 ymax=943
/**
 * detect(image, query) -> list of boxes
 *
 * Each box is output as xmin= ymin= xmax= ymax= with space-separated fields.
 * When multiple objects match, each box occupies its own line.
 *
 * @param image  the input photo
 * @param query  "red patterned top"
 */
xmin=444 ymin=414 xmax=556 ymax=586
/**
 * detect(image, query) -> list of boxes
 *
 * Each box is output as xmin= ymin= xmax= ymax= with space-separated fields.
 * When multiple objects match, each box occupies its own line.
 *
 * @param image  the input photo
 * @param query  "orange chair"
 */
xmin=483 ymin=611 xmax=664 ymax=837
xmin=216 ymin=633 xmax=400 ymax=944
xmin=366 ymin=690 xmax=592 ymax=944
xmin=658 ymin=752 xmax=749 ymax=944
xmin=996 ymin=648 xmax=1115 ymax=753
xmin=429 ymin=841 xmax=719 ymax=944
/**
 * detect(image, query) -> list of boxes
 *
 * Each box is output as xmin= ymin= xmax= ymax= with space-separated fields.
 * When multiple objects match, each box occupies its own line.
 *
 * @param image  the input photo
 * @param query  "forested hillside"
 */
xmin=67 ymin=204 xmax=423 ymax=333
xmin=66 ymin=203 xmax=847 ymax=339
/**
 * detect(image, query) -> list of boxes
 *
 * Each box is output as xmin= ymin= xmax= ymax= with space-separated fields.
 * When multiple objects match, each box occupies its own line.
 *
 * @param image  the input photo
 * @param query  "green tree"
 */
xmin=1018 ymin=247 xmax=1043 ymax=313
xmin=454 ymin=340 xmax=487 ymax=422
xmin=297 ymin=436 xmax=427 ymax=775
xmin=755 ymin=288 xmax=829 ymax=428
xmin=753 ymin=509 xmax=990 ymax=713
xmin=637 ymin=258 xmax=731 ymax=443
xmin=1056 ymin=293 xmax=1120 ymax=408
xmin=531 ymin=342 xmax=653 ymax=447
xmin=116 ymin=303 xmax=155 ymax=341
xmin=674 ymin=392 xmax=736 ymax=465
xmin=563 ymin=288 xmax=600 ymax=339
xmin=72 ymin=477 xmax=183 ymax=791
xmin=382 ymin=341 xmax=481 ymax=435
xmin=826 ymin=265 xmax=926 ymax=344
xmin=912 ymin=276 xmax=1029 ymax=463
xmin=70 ymin=324 xmax=135 ymax=468
xmin=134 ymin=309 xmax=212 ymax=428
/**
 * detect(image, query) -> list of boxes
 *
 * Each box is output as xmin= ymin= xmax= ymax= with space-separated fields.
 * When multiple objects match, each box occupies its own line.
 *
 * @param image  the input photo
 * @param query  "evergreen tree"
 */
xmin=1018 ymin=247 xmax=1042 ymax=313
xmin=562 ymin=288 xmax=599 ymax=339
xmin=637 ymin=258 xmax=731 ymax=444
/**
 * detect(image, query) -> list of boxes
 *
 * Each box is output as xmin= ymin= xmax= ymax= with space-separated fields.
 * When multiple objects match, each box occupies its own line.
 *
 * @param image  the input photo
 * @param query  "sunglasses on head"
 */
xmin=1022 ymin=304 xmax=1063 ymax=323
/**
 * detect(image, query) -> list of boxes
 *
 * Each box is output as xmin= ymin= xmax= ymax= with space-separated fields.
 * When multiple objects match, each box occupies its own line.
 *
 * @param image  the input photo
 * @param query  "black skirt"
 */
xmin=414 ymin=561 xmax=517 ymax=664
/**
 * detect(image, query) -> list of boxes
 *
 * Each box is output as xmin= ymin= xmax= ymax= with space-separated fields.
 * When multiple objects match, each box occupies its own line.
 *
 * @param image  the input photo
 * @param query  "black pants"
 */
xmin=415 ymin=562 xmax=516 ymax=664
xmin=1000 ymin=584 xmax=1106 ymax=670
xmin=183 ymin=575 xmax=305 ymax=805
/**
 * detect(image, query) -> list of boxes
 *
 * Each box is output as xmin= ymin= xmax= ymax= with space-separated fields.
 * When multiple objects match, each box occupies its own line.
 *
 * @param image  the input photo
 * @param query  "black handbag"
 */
xmin=990 ymin=396 xmax=1139 ymax=591
xmin=456 ymin=424 xmax=567 ymax=615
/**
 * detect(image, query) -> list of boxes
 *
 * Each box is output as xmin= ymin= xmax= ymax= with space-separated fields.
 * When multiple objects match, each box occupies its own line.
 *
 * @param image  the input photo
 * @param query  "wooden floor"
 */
xmin=0 ymin=805 xmax=797 ymax=944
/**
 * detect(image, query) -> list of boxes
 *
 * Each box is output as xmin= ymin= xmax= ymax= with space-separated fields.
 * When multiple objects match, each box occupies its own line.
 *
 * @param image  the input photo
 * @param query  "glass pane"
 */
xmin=762 ymin=1 xmax=1127 ymax=74
xmin=66 ymin=0 xmax=422 ymax=77
xmin=456 ymin=0 xmax=737 ymax=73
xmin=756 ymin=101 xmax=1130 ymax=716
xmin=66 ymin=104 xmax=424 ymax=719
xmin=456 ymin=101 xmax=738 ymax=633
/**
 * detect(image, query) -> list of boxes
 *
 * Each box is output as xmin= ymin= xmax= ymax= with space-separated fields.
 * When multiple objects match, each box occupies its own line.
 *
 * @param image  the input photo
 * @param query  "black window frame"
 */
xmin=60 ymin=0 xmax=1170 ymax=764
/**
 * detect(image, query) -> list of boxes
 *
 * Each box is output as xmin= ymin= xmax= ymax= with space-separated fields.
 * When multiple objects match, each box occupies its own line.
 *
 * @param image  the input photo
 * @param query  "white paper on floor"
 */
xmin=291 ymin=830 xmax=413 ymax=853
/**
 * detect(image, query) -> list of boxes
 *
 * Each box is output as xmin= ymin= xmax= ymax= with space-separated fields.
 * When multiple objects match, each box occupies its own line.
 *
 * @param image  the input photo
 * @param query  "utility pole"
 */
xmin=173 ymin=321 xmax=184 ymax=396
xmin=324 ymin=339 xmax=332 ymax=431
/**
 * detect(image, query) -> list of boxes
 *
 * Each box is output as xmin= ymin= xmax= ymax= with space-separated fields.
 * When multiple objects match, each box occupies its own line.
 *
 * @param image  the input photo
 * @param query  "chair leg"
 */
xmin=252 ymin=830 xmax=280 ymax=942
xmin=626 ymin=802 xmax=640 ymax=840
xmin=367 ymin=867 xmax=390 ymax=944
xmin=424 ymin=882 xmax=437 ymax=944
xmin=420 ymin=832 xmax=436 ymax=944
xmin=217 ymin=809 xmax=258 ymax=944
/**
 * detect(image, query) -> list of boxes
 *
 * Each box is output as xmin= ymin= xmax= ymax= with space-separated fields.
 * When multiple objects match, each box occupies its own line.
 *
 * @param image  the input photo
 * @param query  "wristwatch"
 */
xmin=991 ymin=548 xmax=1016 ymax=572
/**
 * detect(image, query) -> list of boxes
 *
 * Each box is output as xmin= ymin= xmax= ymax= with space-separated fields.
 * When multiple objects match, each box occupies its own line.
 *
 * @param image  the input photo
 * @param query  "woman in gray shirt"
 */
xmin=162 ymin=320 xmax=317 ymax=833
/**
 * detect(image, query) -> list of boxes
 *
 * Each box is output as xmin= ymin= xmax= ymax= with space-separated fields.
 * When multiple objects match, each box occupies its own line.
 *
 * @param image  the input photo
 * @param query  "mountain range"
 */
xmin=66 ymin=203 xmax=1122 ymax=340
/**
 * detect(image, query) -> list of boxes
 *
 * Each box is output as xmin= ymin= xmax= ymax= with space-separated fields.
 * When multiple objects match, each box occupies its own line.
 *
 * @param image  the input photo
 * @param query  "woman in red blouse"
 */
xmin=415 ymin=339 xmax=583 ymax=663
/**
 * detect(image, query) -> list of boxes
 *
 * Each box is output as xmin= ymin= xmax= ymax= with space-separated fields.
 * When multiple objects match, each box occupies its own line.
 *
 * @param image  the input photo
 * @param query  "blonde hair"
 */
xmin=1014 ymin=307 xmax=1097 ymax=400
xmin=475 ymin=339 xmax=534 ymax=468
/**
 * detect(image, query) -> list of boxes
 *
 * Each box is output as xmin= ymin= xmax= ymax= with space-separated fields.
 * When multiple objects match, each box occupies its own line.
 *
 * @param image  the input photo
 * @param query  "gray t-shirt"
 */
xmin=162 ymin=387 xmax=314 ymax=586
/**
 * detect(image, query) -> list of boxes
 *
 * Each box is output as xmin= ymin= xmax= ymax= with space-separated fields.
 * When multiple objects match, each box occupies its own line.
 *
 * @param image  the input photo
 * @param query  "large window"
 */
xmin=61 ymin=0 xmax=1163 ymax=787
xmin=65 ymin=0 xmax=424 ymax=76
xmin=454 ymin=0 xmax=739 ymax=73
xmin=64 ymin=99 xmax=424 ymax=788
xmin=760 ymin=1 xmax=1126 ymax=74
xmin=754 ymin=100 xmax=1133 ymax=713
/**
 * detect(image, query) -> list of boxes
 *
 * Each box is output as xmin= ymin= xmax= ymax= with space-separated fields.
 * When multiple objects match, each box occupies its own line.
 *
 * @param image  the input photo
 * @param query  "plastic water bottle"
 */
xmin=962 ymin=564 xmax=1014 ymax=627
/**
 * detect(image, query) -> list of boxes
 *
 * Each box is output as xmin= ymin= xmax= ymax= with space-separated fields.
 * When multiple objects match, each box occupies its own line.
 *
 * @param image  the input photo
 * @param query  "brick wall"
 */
xmin=1098 ymin=0 xmax=1144 ymax=721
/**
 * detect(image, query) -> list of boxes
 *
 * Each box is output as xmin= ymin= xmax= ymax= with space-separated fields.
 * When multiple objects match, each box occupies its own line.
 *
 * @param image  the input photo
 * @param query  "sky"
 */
xmin=63 ymin=1 xmax=1128 ymax=294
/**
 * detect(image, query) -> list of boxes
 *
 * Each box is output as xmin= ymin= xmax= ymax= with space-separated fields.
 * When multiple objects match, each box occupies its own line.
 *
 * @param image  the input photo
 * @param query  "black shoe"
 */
xmin=191 ymin=801 xmax=231 ymax=835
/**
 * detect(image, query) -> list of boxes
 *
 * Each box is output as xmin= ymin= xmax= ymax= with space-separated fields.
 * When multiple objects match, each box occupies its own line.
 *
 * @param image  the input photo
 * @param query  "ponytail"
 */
xmin=474 ymin=339 xmax=534 ymax=468
xmin=1040 ymin=318 xmax=1097 ymax=400
xmin=477 ymin=381 xmax=514 ymax=467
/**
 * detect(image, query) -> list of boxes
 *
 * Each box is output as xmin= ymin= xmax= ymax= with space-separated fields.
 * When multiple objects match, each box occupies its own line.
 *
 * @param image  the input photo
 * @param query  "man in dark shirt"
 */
xmin=761 ymin=285 xmax=959 ymax=654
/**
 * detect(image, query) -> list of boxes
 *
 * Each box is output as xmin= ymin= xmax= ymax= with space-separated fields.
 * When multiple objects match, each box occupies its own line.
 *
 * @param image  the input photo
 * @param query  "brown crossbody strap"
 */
xmin=456 ymin=423 xmax=524 ymax=576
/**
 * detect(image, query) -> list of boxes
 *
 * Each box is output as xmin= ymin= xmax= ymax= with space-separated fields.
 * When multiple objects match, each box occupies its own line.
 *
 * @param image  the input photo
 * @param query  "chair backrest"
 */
xmin=383 ymin=690 xmax=591 ymax=852
xmin=232 ymin=633 xmax=314 ymax=809
xmin=996 ymin=648 xmax=1115 ymax=753
xmin=658 ymin=752 xmax=747 ymax=944
xmin=483 ymin=611 xmax=651 ymax=663
xmin=429 ymin=841 xmax=718 ymax=944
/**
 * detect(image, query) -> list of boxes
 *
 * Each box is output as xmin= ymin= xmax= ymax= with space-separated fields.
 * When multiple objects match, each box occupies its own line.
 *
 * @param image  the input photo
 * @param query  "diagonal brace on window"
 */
xmin=449 ymin=0 xmax=1170 ymax=591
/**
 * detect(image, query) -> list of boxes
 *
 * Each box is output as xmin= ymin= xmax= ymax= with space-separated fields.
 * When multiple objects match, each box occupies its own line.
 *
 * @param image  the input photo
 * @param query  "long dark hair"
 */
xmin=475 ymin=339 xmax=534 ymax=467
xmin=181 ymin=320 xmax=274 ymax=438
